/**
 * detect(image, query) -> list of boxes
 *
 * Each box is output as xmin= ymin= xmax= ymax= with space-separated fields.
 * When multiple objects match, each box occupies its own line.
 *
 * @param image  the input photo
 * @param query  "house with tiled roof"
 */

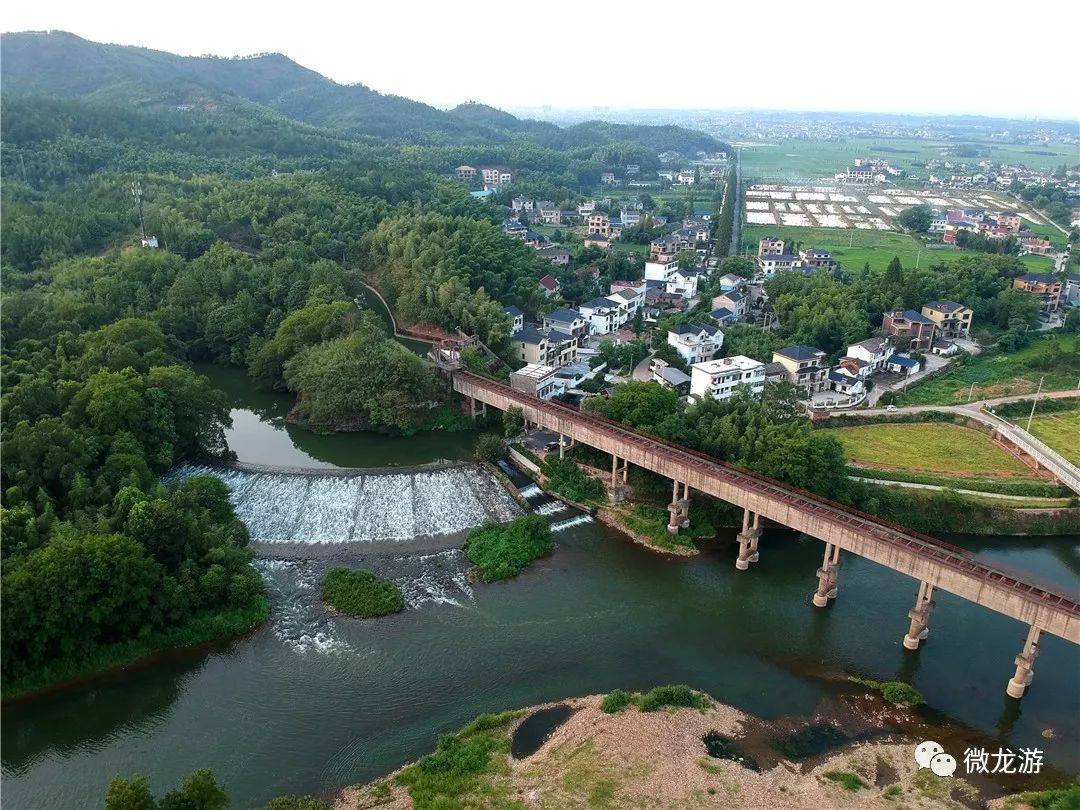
xmin=921 ymin=301 xmax=973 ymax=338
xmin=667 ymin=323 xmax=725 ymax=365
xmin=1013 ymin=273 xmax=1062 ymax=312
xmin=882 ymin=309 xmax=937 ymax=351
xmin=772 ymin=346 xmax=829 ymax=394
xmin=537 ymin=274 xmax=561 ymax=297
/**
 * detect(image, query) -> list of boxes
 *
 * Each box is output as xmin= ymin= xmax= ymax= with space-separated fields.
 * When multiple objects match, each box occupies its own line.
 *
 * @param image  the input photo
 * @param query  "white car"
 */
xmin=886 ymin=405 xmax=898 ymax=412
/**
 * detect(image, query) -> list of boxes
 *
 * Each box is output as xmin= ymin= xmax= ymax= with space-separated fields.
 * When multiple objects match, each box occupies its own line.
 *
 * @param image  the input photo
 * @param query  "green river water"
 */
xmin=2 ymin=365 xmax=1077 ymax=808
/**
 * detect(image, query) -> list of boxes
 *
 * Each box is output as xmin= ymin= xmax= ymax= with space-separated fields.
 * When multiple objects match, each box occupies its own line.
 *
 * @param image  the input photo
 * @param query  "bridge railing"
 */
xmin=458 ymin=372 xmax=1080 ymax=614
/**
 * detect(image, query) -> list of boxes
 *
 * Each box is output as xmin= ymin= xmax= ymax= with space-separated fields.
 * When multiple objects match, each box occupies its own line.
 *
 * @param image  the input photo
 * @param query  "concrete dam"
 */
xmin=170 ymin=462 xmax=523 ymax=545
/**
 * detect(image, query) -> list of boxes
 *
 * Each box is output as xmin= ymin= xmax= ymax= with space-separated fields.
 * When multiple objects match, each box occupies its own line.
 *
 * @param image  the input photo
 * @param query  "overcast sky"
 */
xmin=5 ymin=0 xmax=1079 ymax=120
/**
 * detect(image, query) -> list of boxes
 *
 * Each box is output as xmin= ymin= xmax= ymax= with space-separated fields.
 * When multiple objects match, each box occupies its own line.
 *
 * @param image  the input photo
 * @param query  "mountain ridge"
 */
xmin=1 ymin=30 xmax=726 ymax=154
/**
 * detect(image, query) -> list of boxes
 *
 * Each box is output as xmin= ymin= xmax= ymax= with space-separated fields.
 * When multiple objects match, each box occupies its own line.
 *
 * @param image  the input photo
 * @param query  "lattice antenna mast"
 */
xmin=130 ymin=180 xmax=146 ymax=240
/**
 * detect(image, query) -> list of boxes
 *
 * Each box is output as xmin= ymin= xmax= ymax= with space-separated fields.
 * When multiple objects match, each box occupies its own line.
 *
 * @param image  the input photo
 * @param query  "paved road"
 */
xmin=834 ymin=390 xmax=1080 ymax=494
xmin=728 ymin=151 xmax=741 ymax=257
xmin=847 ymin=477 xmax=1069 ymax=503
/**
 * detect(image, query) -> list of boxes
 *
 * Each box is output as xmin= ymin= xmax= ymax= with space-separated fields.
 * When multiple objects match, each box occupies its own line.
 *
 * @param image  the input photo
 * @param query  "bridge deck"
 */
xmin=454 ymin=371 xmax=1080 ymax=643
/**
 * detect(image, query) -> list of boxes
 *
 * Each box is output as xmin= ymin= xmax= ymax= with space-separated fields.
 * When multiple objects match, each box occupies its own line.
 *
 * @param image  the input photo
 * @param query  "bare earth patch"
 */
xmin=335 ymin=694 xmax=986 ymax=808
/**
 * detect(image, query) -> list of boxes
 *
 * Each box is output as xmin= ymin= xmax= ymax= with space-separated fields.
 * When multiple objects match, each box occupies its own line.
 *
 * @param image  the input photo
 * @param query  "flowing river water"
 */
xmin=2 ymin=365 xmax=1078 ymax=808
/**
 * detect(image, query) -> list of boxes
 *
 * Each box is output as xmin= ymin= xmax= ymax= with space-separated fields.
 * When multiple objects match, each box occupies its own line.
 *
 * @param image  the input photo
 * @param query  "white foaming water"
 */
xmin=551 ymin=514 xmax=593 ymax=532
xmin=253 ymin=559 xmax=349 ymax=655
xmin=170 ymin=464 xmax=521 ymax=543
xmin=533 ymin=500 xmax=567 ymax=516
xmin=390 ymin=549 xmax=475 ymax=609
xmin=519 ymin=484 xmax=542 ymax=499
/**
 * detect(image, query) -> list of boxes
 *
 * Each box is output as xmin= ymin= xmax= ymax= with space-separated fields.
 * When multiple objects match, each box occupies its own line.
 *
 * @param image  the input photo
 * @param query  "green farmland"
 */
xmin=741 ymin=224 xmax=1055 ymax=273
xmin=739 ymin=137 xmax=1077 ymax=183
xmin=892 ymin=334 xmax=1080 ymax=406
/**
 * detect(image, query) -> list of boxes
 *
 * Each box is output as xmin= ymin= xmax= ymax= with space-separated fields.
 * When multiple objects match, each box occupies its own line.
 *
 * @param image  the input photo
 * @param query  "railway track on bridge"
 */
xmin=456 ymin=371 xmax=1080 ymax=621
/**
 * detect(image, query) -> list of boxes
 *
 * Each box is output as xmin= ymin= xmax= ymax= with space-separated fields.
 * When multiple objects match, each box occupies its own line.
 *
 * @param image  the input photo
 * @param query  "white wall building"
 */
xmin=689 ymin=356 xmax=765 ymax=401
xmin=667 ymin=324 xmax=725 ymax=365
xmin=644 ymin=258 xmax=679 ymax=282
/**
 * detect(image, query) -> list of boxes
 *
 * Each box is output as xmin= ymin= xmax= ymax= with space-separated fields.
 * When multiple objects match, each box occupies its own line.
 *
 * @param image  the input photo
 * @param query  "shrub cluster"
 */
xmin=320 ymin=567 xmax=404 ymax=618
xmin=464 ymin=514 xmax=553 ymax=582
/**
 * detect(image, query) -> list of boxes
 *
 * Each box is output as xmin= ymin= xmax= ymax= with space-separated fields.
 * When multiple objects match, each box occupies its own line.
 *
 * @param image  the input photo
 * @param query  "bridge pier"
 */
xmin=812 ymin=542 xmax=841 ymax=607
xmin=1006 ymin=625 xmax=1041 ymax=699
xmin=735 ymin=509 xmax=762 ymax=570
xmin=667 ymin=481 xmax=691 ymax=534
xmin=465 ymin=397 xmax=487 ymax=420
xmin=903 ymin=581 xmax=936 ymax=650
xmin=610 ymin=454 xmax=628 ymax=486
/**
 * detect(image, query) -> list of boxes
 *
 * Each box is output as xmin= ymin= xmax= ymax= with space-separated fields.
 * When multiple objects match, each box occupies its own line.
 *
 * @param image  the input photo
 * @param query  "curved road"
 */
xmin=832 ymin=391 xmax=1080 ymax=494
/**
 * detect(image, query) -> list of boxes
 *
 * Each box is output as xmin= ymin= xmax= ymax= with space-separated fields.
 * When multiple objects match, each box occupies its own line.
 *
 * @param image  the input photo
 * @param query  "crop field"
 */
xmin=819 ymin=423 xmax=1037 ymax=479
xmin=739 ymin=137 xmax=1078 ymax=183
xmin=744 ymin=184 xmax=1038 ymax=231
xmin=740 ymin=224 xmax=1054 ymax=273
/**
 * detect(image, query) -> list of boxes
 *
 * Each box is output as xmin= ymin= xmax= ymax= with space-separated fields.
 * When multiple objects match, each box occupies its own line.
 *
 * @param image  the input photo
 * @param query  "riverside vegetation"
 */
xmin=319 ymin=567 xmax=404 ymax=618
xmin=464 ymin=514 xmax=554 ymax=582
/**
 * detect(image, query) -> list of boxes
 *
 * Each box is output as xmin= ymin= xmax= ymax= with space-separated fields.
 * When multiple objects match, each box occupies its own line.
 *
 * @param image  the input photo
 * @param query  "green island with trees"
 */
xmin=464 ymin=514 xmax=554 ymax=582
xmin=319 ymin=567 xmax=405 ymax=618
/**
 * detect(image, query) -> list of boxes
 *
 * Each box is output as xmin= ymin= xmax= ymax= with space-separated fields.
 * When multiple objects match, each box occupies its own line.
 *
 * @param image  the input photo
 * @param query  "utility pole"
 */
xmin=915 ymin=246 xmax=922 ymax=269
xmin=967 ymin=381 xmax=976 ymax=402
xmin=1026 ymin=376 xmax=1045 ymax=433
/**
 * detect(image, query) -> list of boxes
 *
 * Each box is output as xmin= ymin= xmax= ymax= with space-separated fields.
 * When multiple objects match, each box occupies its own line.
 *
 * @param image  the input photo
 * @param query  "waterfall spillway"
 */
xmin=171 ymin=463 xmax=522 ymax=544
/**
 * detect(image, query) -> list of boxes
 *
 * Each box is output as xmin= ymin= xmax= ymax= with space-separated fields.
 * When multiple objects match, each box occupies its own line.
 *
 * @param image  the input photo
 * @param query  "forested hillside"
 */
xmin=0 ymin=32 xmax=736 ymax=693
xmin=2 ymin=31 xmax=726 ymax=155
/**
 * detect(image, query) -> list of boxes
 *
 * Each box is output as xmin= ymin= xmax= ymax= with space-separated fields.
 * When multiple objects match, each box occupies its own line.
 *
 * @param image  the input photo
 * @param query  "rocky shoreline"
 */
xmin=332 ymin=690 xmax=1064 ymax=809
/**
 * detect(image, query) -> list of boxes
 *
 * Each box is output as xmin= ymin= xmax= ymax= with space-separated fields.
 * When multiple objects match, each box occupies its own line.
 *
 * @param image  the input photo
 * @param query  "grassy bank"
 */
xmin=1023 ymin=408 xmax=1080 ymax=465
xmin=819 ymin=422 xmax=1037 ymax=479
xmin=891 ymin=335 xmax=1080 ymax=406
xmin=860 ymin=486 xmax=1080 ymax=535
xmin=849 ymin=466 xmax=1067 ymax=498
xmin=2 ymin=596 xmax=270 ymax=701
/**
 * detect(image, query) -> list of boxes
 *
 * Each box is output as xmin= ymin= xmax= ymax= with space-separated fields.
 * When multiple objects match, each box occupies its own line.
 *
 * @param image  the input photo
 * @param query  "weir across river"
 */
xmin=451 ymin=368 xmax=1080 ymax=698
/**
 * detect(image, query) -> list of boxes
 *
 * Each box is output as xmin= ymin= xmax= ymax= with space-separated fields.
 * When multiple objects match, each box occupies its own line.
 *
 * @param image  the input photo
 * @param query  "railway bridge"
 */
xmin=452 ymin=369 xmax=1080 ymax=698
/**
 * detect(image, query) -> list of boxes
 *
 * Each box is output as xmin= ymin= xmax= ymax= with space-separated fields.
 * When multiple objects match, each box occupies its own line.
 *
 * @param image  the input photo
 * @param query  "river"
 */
xmin=2 ymin=365 xmax=1077 ymax=808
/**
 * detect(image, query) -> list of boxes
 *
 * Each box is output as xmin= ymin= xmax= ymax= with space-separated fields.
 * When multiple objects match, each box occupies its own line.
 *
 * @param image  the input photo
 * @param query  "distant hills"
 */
xmin=1 ymin=31 xmax=726 ymax=155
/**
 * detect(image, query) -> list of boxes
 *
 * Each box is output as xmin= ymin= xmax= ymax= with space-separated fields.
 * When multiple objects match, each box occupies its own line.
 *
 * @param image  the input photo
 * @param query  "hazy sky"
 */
xmin=5 ymin=0 xmax=1079 ymax=120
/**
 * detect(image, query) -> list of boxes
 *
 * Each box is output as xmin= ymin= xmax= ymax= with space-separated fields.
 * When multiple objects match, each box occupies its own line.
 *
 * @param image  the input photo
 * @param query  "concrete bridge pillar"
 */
xmin=667 ymin=481 xmax=691 ymax=534
xmin=610 ymin=455 xmax=628 ymax=487
xmin=559 ymin=433 xmax=566 ymax=459
xmin=903 ymin=581 xmax=936 ymax=650
xmin=735 ymin=509 xmax=762 ymax=570
xmin=1006 ymin=625 xmax=1041 ymax=699
xmin=812 ymin=542 xmax=841 ymax=608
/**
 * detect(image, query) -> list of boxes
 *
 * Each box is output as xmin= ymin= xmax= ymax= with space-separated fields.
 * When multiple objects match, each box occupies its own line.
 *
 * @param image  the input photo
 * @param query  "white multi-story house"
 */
xmin=666 ymin=268 xmax=700 ymax=299
xmin=689 ymin=356 xmax=765 ymax=401
xmin=542 ymin=308 xmax=588 ymax=339
xmin=620 ymin=209 xmax=642 ymax=226
xmin=511 ymin=196 xmax=534 ymax=212
xmin=644 ymin=258 xmax=679 ymax=282
xmin=577 ymin=201 xmax=597 ymax=216
xmin=579 ymin=297 xmax=626 ymax=335
xmin=757 ymin=253 xmax=799 ymax=277
xmin=606 ymin=287 xmax=643 ymax=316
xmin=537 ymin=206 xmax=562 ymax=225
xmin=667 ymin=324 xmax=724 ymax=365
xmin=845 ymin=337 xmax=895 ymax=373
xmin=503 ymin=305 xmax=524 ymax=335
